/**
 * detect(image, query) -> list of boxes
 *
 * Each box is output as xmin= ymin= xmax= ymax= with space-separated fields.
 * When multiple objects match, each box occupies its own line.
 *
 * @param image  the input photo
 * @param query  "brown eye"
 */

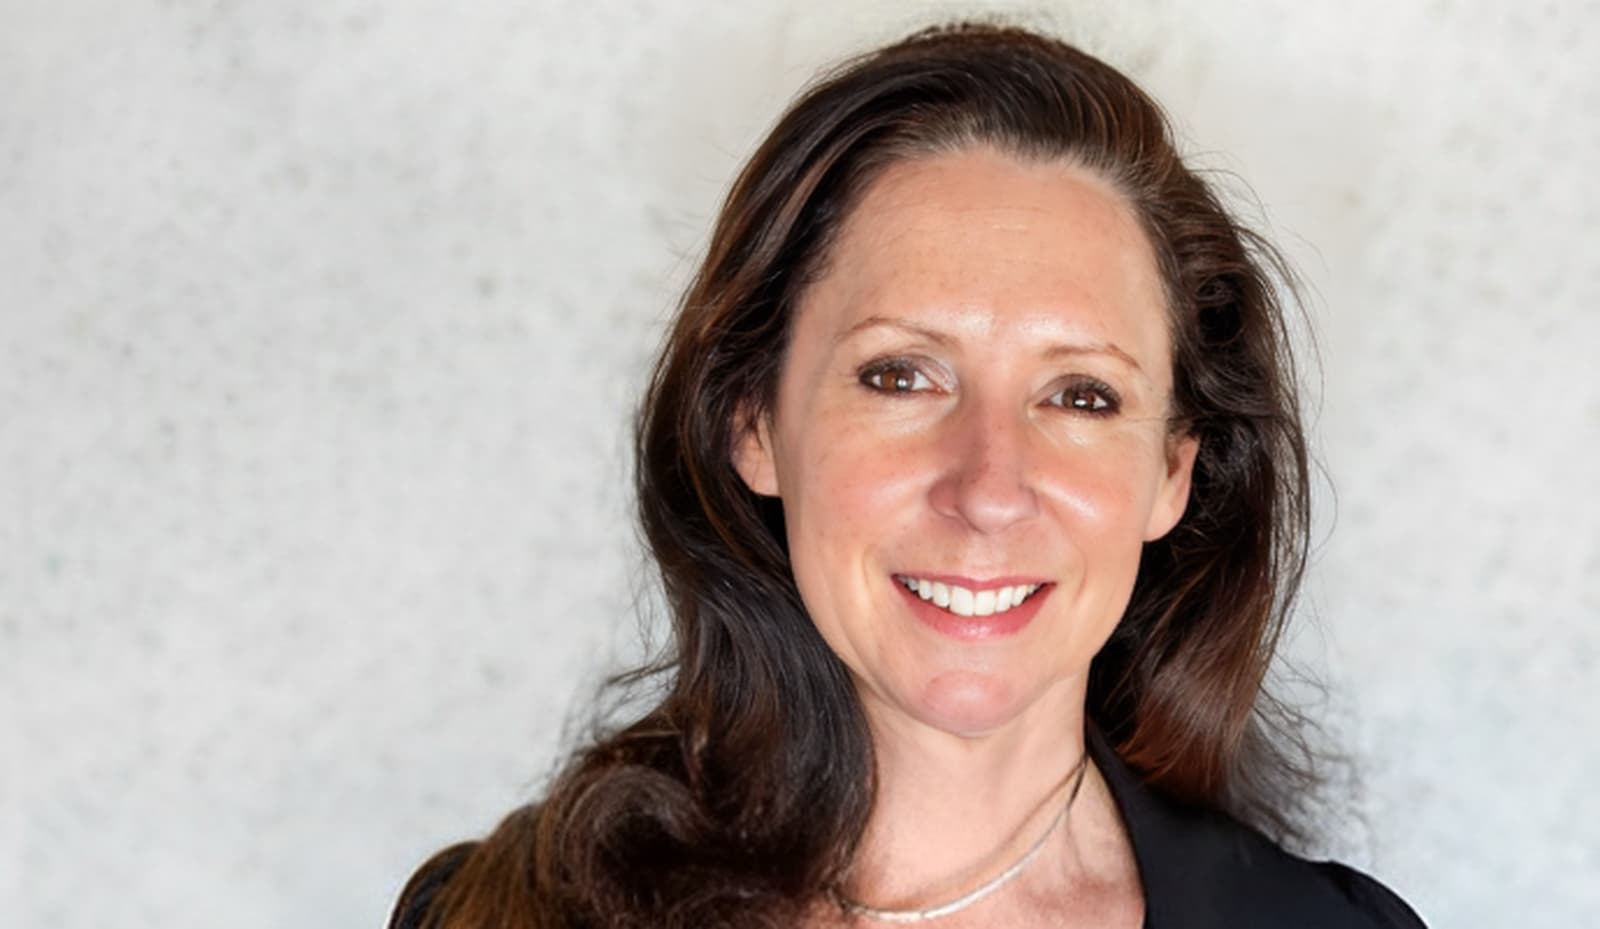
xmin=860 ymin=360 xmax=934 ymax=393
xmin=1047 ymin=378 xmax=1120 ymax=415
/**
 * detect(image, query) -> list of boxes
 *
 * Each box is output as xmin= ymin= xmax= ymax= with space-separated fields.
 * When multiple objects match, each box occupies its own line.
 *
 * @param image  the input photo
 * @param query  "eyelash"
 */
xmin=855 ymin=358 xmax=1122 ymax=416
xmin=857 ymin=358 xmax=936 ymax=394
xmin=1046 ymin=377 xmax=1121 ymax=416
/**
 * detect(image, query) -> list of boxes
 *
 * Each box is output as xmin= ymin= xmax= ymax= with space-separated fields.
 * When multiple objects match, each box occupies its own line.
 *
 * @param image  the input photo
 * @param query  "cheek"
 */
xmin=778 ymin=431 xmax=914 ymax=614
xmin=1043 ymin=438 xmax=1169 ymax=542
xmin=781 ymin=412 xmax=921 ymax=540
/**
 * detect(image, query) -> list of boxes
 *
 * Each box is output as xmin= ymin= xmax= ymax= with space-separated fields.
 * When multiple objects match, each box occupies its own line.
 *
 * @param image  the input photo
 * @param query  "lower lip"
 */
xmin=894 ymin=581 xmax=1050 ymax=640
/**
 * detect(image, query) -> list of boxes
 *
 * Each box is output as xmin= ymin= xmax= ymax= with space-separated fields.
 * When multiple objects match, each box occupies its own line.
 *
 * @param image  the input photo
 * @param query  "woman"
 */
xmin=392 ymin=22 xmax=1425 ymax=929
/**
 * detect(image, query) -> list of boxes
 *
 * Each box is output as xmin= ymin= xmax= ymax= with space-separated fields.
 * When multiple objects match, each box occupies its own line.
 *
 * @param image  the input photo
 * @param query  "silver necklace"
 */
xmin=838 ymin=753 xmax=1091 ymax=924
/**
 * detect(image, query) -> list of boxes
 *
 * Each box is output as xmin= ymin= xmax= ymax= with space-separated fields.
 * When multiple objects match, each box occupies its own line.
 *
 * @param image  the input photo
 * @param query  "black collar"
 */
xmin=1088 ymin=726 xmax=1218 ymax=928
xmin=1087 ymin=728 xmax=1412 ymax=929
xmin=1088 ymin=726 xmax=1293 ymax=929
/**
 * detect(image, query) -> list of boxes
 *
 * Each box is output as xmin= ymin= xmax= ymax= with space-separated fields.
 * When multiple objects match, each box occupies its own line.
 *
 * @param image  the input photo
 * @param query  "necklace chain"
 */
xmin=838 ymin=753 xmax=1091 ymax=924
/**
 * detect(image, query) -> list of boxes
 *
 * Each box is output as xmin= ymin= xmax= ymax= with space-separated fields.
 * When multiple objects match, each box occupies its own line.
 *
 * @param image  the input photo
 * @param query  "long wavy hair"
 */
xmin=401 ymin=21 xmax=1314 ymax=929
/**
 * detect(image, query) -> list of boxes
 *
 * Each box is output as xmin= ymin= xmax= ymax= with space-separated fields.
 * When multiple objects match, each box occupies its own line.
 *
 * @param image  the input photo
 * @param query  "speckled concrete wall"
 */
xmin=5 ymin=2 xmax=1595 ymax=927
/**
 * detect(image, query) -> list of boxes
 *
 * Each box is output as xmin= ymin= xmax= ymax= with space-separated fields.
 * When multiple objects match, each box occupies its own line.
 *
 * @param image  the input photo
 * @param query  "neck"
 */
xmin=844 ymin=678 xmax=1092 ymax=910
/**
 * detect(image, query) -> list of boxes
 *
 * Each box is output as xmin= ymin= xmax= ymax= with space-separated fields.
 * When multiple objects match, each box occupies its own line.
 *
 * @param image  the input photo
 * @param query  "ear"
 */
xmin=1143 ymin=432 xmax=1199 ymax=541
xmin=731 ymin=407 xmax=781 ymax=497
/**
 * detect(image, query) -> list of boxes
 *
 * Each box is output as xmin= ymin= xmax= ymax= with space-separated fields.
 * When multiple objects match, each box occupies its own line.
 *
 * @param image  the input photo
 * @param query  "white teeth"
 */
xmin=898 ymin=576 xmax=1042 ymax=618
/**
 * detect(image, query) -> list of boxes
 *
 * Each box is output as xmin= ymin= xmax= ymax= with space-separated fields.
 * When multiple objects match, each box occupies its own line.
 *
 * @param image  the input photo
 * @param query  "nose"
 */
xmin=929 ymin=398 xmax=1040 ymax=534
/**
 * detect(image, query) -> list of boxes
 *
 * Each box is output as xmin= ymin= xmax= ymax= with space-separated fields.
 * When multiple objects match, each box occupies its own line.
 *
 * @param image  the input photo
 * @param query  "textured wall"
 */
xmin=5 ymin=2 xmax=1595 ymax=927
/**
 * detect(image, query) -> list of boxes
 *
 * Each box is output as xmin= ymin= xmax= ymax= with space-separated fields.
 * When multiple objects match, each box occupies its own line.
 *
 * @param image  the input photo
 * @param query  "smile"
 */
xmin=894 ymin=575 xmax=1045 ymax=618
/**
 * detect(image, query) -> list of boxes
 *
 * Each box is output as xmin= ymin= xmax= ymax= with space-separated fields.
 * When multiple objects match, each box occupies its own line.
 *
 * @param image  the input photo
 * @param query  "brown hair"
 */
xmin=398 ymin=20 xmax=1314 ymax=929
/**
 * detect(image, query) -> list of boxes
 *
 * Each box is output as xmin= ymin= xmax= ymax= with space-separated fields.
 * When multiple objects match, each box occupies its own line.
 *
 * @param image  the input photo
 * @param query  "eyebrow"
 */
xmin=836 ymin=314 xmax=1145 ymax=374
xmin=1042 ymin=340 xmax=1144 ymax=374
xmin=835 ymin=315 xmax=953 ymax=348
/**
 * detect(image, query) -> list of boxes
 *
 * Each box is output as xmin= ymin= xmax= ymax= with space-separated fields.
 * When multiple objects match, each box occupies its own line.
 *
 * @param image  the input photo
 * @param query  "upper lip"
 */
xmin=892 ymin=572 xmax=1051 ymax=590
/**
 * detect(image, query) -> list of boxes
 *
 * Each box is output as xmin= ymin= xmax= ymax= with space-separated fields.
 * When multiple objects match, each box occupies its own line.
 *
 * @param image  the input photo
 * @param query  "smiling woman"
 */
xmin=731 ymin=151 xmax=1198 ymax=747
xmin=391 ymin=21 xmax=1425 ymax=929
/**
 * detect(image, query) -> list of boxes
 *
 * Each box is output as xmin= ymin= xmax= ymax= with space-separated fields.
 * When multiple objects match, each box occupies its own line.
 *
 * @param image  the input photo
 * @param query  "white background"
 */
xmin=5 ymin=1 xmax=1597 ymax=927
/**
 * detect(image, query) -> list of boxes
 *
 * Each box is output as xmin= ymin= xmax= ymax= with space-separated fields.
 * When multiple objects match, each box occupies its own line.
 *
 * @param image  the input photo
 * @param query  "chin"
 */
xmin=908 ymin=669 xmax=1028 ymax=737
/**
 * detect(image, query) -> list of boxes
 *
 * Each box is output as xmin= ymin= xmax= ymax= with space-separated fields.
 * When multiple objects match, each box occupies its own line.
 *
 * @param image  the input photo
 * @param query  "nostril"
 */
xmin=926 ymin=410 xmax=1040 ymax=531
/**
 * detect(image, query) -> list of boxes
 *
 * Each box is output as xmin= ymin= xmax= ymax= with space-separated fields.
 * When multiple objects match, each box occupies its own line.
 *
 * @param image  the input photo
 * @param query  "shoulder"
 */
xmin=1087 ymin=730 xmax=1426 ymax=929
xmin=1185 ymin=810 xmax=1427 ymax=929
xmin=388 ymin=842 xmax=480 ymax=929
xmin=1304 ymin=858 xmax=1429 ymax=929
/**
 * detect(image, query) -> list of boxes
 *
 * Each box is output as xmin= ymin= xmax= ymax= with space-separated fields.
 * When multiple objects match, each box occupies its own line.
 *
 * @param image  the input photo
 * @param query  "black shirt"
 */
xmin=392 ymin=733 xmax=1427 ymax=928
xmin=1085 ymin=726 xmax=1426 ymax=928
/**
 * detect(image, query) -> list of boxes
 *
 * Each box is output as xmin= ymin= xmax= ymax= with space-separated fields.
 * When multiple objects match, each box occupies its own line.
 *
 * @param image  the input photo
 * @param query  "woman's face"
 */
xmin=734 ymin=146 xmax=1197 ymax=739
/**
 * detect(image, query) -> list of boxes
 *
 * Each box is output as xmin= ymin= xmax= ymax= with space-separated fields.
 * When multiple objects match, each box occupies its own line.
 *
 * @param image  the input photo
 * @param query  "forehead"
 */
xmin=796 ymin=146 xmax=1171 ymax=368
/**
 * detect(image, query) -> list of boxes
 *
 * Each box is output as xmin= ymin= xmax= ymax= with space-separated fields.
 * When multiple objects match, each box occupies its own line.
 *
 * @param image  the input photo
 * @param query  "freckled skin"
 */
xmin=735 ymin=145 xmax=1198 ymax=741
